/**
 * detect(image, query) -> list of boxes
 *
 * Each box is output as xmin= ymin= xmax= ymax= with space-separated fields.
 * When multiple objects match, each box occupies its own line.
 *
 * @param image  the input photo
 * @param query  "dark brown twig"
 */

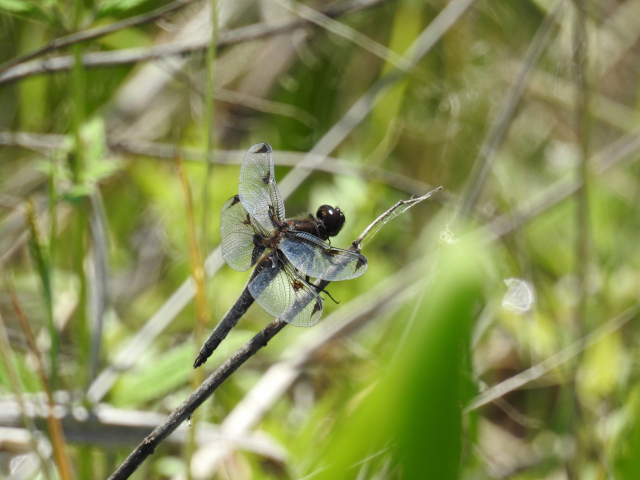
xmin=193 ymin=276 xmax=257 ymax=368
xmin=107 ymin=319 xmax=287 ymax=480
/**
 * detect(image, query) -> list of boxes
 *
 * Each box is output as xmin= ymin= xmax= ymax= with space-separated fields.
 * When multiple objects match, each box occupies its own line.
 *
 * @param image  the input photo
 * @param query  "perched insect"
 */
xmin=194 ymin=143 xmax=367 ymax=367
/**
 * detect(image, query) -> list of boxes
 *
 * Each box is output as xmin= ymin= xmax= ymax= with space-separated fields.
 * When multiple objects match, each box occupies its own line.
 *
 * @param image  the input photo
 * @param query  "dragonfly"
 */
xmin=194 ymin=143 xmax=368 ymax=368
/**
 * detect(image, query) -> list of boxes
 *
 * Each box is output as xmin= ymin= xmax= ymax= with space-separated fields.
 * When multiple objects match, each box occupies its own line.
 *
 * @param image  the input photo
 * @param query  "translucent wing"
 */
xmin=220 ymin=195 xmax=268 ymax=272
xmin=248 ymin=254 xmax=323 ymax=327
xmin=280 ymin=231 xmax=368 ymax=281
xmin=238 ymin=143 xmax=285 ymax=233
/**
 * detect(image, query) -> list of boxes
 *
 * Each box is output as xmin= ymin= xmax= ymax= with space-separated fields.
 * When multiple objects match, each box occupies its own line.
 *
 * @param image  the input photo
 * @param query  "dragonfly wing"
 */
xmin=280 ymin=232 xmax=368 ymax=281
xmin=220 ymin=195 xmax=267 ymax=272
xmin=248 ymin=255 xmax=323 ymax=327
xmin=238 ymin=143 xmax=285 ymax=233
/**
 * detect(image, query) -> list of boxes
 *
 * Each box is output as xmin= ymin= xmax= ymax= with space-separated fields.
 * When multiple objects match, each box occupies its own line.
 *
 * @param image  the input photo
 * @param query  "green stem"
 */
xmin=70 ymin=42 xmax=85 ymax=184
xmin=187 ymin=2 xmax=217 ymax=478
xmin=75 ymin=201 xmax=90 ymax=387
xmin=574 ymin=0 xmax=591 ymax=335
xmin=70 ymin=0 xmax=90 ymax=389
xmin=48 ymin=157 xmax=57 ymax=267
xmin=26 ymin=200 xmax=58 ymax=391
xmin=201 ymin=0 xmax=217 ymax=251
xmin=0 ymin=311 xmax=54 ymax=480
xmin=569 ymin=0 xmax=591 ymax=475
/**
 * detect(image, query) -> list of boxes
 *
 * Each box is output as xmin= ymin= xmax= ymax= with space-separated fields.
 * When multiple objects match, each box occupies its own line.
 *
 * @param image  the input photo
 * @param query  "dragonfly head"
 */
xmin=316 ymin=205 xmax=345 ymax=239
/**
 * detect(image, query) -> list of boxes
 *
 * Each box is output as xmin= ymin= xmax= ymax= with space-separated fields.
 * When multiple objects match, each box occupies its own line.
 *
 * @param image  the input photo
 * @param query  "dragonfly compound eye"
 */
xmin=317 ymin=205 xmax=346 ymax=238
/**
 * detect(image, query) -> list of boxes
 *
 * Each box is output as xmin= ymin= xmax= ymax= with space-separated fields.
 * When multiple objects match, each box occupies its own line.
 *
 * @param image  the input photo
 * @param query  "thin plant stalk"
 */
xmin=455 ymin=0 xmax=563 ymax=220
xmin=175 ymin=152 xmax=210 ymax=477
xmin=70 ymin=48 xmax=84 ymax=184
xmin=573 ymin=0 xmax=592 ymax=335
xmin=0 ymin=310 xmax=53 ymax=480
xmin=0 ymin=0 xmax=200 ymax=73
xmin=201 ymin=0 xmax=218 ymax=252
xmin=465 ymin=303 xmax=640 ymax=412
xmin=70 ymin=0 xmax=90 ymax=389
xmin=174 ymin=154 xmax=210 ymax=355
xmin=570 ymin=0 xmax=593 ymax=475
xmin=0 ymin=0 xmax=390 ymax=85
xmin=191 ymin=2 xmax=217 ymax=476
xmin=8 ymin=285 xmax=74 ymax=480
xmin=25 ymin=200 xmax=58 ymax=390
xmin=73 ymin=204 xmax=90 ymax=388
xmin=47 ymin=155 xmax=57 ymax=268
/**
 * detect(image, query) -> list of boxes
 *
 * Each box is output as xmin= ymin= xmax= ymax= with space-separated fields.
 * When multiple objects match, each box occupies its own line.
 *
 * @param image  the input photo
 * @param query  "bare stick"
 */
xmin=354 ymin=186 xmax=443 ymax=247
xmin=0 ymin=132 xmax=440 ymax=198
xmin=7 ymin=284 xmax=74 ymax=480
xmin=0 ymin=311 xmax=53 ymax=480
xmin=193 ymin=279 xmax=257 ymax=368
xmin=464 ymin=302 xmax=640 ymax=412
xmin=107 ymin=319 xmax=287 ymax=480
xmin=198 ymin=263 xmax=427 ymax=475
xmin=0 ymin=0 xmax=199 ymax=74
xmin=0 ymin=0 xmax=391 ymax=85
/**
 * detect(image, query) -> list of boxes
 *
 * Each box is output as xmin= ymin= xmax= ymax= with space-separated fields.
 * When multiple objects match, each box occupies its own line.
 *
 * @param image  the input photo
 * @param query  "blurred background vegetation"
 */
xmin=1 ymin=0 xmax=640 ymax=478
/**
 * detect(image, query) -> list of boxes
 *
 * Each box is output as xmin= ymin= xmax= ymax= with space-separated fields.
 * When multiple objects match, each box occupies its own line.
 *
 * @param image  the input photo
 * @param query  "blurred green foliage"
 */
xmin=1 ymin=0 xmax=640 ymax=479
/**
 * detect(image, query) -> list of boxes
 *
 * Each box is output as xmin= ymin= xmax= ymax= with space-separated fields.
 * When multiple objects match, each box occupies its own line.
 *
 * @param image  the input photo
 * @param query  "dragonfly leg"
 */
xmin=305 ymin=275 xmax=340 ymax=305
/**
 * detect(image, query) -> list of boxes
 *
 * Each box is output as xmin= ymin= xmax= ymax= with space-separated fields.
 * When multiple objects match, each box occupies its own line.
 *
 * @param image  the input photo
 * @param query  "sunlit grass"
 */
xmin=1 ymin=0 xmax=639 ymax=478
